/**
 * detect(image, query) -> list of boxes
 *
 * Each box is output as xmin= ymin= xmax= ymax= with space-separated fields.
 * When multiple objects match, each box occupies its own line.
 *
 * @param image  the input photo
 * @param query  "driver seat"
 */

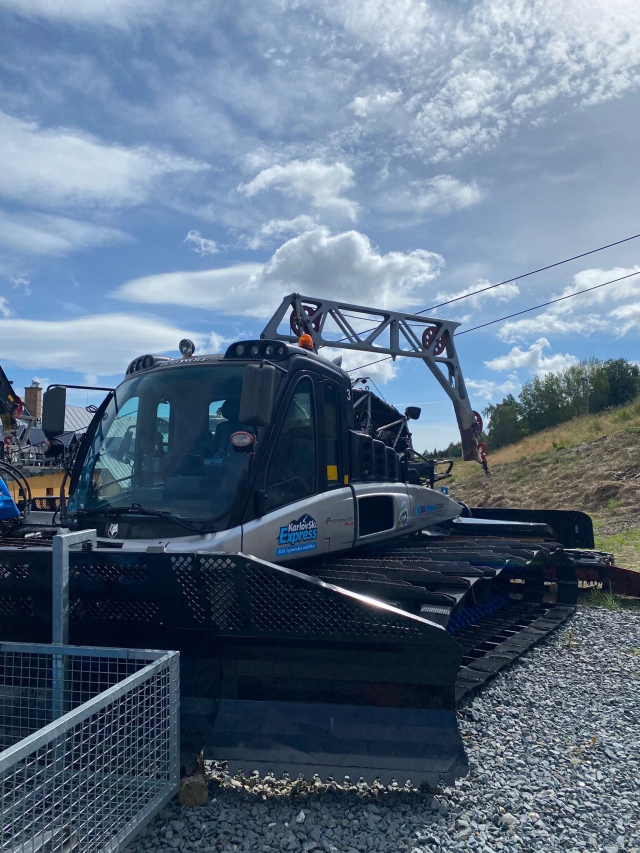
xmin=209 ymin=399 xmax=245 ymax=455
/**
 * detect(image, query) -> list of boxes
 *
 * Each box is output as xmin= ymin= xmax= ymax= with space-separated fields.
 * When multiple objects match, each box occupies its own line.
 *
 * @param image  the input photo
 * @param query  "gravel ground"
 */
xmin=126 ymin=607 xmax=640 ymax=853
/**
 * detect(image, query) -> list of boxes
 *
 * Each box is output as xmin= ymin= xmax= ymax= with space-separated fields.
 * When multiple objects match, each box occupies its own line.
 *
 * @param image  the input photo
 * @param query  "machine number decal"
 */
xmin=276 ymin=513 xmax=318 ymax=556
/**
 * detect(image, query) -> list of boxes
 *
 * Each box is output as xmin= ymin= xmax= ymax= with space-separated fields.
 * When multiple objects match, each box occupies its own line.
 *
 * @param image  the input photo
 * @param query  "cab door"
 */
xmin=241 ymin=372 xmax=328 ymax=563
xmin=321 ymin=378 xmax=355 ymax=552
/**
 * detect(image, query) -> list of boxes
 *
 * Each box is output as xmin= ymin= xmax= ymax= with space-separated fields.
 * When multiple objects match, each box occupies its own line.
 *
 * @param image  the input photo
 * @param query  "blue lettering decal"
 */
xmin=276 ymin=513 xmax=318 ymax=556
xmin=414 ymin=502 xmax=445 ymax=516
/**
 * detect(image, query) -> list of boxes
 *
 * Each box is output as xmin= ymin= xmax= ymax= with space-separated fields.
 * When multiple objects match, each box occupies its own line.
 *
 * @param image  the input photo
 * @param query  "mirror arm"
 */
xmin=46 ymin=383 xmax=115 ymax=392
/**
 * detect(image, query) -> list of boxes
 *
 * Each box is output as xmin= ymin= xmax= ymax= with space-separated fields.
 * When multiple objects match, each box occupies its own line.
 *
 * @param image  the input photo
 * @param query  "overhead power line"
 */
xmin=346 ymin=268 xmax=640 ymax=374
xmin=338 ymin=230 xmax=640 ymax=351
xmin=347 ymin=357 xmax=390 ymax=373
xmin=456 ymin=268 xmax=640 ymax=335
xmin=420 ymin=231 xmax=640 ymax=313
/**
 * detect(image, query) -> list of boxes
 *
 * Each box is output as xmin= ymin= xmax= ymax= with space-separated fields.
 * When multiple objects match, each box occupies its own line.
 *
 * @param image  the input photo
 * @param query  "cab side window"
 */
xmin=266 ymin=378 xmax=316 ymax=511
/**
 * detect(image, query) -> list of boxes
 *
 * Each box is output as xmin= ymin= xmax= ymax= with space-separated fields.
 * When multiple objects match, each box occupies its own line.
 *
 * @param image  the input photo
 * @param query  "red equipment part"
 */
xmin=472 ymin=410 xmax=483 ymax=434
xmin=290 ymin=306 xmax=321 ymax=336
xmin=421 ymin=325 xmax=447 ymax=355
xmin=477 ymin=441 xmax=489 ymax=473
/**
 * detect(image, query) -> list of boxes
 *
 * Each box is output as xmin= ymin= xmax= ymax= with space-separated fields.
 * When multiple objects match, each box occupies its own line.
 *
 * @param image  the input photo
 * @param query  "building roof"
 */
xmin=64 ymin=406 xmax=95 ymax=433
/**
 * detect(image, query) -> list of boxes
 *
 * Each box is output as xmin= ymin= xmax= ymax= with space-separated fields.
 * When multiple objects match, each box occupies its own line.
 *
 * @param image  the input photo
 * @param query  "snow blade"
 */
xmin=0 ymin=548 xmax=467 ymax=785
xmin=211 ymin=700 xmax=467 ymax=786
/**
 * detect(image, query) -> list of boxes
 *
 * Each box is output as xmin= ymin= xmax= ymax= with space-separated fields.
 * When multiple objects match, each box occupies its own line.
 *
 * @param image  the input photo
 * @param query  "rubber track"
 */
xmin=307 ymin=537 xmax=576 ymax=707
xmin=454 ymin=603 xmax=574 ymax=703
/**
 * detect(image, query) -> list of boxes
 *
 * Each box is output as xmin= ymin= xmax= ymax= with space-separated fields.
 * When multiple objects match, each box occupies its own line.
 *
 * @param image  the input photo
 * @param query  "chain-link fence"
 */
xmin=0 ymin=642 xmax=179 ymax=852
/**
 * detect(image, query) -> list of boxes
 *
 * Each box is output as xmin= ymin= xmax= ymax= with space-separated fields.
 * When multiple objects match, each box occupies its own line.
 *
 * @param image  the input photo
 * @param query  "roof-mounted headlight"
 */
xmin=179 ymin=338 xmax=195 ymax=358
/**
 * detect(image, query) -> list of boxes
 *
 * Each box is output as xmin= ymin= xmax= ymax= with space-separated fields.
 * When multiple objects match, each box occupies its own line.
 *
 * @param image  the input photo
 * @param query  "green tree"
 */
xmin=483 ymin=395 xmax=527 ymax=450
xmin=519 ymin=373 xmax=567 ymax=432
xmin=426 ymin=441 xmax=462 ymax=458
xmin=603 ymin=358 xmax=640 ymax=406
xmin=479 ymin=356 xmax=639 ymax=449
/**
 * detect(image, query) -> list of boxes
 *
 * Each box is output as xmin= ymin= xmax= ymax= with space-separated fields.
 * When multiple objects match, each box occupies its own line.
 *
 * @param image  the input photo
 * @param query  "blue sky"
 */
xmin=1 ymin=0 xmax=639 ymax=451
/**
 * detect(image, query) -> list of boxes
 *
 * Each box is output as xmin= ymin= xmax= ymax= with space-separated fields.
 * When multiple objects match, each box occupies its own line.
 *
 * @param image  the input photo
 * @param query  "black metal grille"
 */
xmin=246 ymin=565 xmax=424 ymax=638
xmin=31 ymin=496 xmax=61 ymax=511
xmin=70 ymin=598 xmax=159 ymax=622
xmin=0 ymin=595 xmax=35 ymax=618
xmin=0 ymin=562 xmax=29 ymax=580
xmin=71 ymin=561 xmax=147 ymax=583
xmin=199 ymin=556 xmax=244 ymax=631
xmin=172 ymin=555 xmax=206 ymax=623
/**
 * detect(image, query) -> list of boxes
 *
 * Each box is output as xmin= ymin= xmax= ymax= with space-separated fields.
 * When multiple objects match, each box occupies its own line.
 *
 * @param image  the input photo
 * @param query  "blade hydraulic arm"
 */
xmin=261 ymin=293 xmax=486 ymax=467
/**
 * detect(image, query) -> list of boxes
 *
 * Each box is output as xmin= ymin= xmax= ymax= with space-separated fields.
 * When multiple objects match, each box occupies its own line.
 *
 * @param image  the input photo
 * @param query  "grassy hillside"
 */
xmin=448 ymin=397 xmax=640 ymax=569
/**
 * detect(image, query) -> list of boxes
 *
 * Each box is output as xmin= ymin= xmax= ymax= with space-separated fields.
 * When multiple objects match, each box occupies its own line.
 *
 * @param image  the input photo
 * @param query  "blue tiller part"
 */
xmin=0 ymin=476 xmax=20 ymax=520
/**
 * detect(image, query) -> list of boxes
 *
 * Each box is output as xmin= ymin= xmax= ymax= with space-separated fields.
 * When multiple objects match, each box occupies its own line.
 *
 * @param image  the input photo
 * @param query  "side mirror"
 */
xmin=42 ymin=386 xmax=67 ymax=439
xmin=405 ymin=406 xmax=421 ymax=421
xmin=239 ymin=363 xmax=277 ymax=427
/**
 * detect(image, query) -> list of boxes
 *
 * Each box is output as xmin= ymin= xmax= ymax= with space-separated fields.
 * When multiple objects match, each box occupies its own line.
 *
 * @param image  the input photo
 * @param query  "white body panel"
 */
xmin=323 ymin=487 xmax=356 ymax=552
xmin=242 ymin=493 xmax=328 ymax=564
xmin=98 ymin=484 xmax=460 ymax=561
xmin=405 ymin=484 xmax=462 ymax=529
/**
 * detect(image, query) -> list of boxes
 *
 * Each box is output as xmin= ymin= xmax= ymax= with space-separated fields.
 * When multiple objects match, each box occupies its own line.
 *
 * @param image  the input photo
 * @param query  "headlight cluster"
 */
xmin=125 ymin=355 xmax=172 ymax=376
xmin=224 ymin=340 xmax=289 ymax=360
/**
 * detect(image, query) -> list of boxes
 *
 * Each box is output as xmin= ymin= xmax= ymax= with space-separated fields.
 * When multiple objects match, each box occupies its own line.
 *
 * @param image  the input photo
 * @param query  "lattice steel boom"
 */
xmin=261 ymin=292 xmax=485 ymax=465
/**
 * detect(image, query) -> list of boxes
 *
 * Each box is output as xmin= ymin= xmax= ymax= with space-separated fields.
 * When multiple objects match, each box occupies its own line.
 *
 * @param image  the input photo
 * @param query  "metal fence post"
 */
xmin=51 ymin=529 xmax=97 ymax=719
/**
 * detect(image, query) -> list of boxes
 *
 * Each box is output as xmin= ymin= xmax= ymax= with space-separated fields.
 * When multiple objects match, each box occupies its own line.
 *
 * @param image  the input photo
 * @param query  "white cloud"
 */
xmin=350 ymin=89 xmax=403 ymax=118
xmin=322 ymin=347 xmax=398 ymax=385
xmin=485 ymin=338 xmax=578 ymax=375
xmin=609 ymin=302 xmax=640 ymax=335
xmin=379 ymin=175 xmax=484 ymax=215
xmin=553 ymin=266 xmax=640 ymax=312
xmin=0 ymin=210 xmax=130 ymax=256
xmin=239 ymin=160 xmax=359 ymax=220
xmin=433 ymin=280 xmax=519 ymax=312
xmin=0 ymin=0 xmax=161 ymax=27
xmin=311 ymin=0 xmax=436 ymax=55
xmin=184 ymin=230 xmax=219 ymax=256
xmin=0 ymin=111 xmax=207 ymax=209
xmin=114 ymin=263 xmax=265 ymax=315
xmin=242 ymin=215 xmax=318 ymax=250
xmin=264 ymin=0 xmax=640 ymax=165
xmin=406 ymin=0 xmax=640 ymax=161
xmin=114 ymin=227 xmax=444 ymax=318
xmin=466 ymin=375 xmax=520 ymax=402
xmin=497 ymin=266 xmax=640 ymax=341
xmin=0 ymin=297 xmax=10 ymax=318
xmin=0 ymin=313 xmax=205 ymax=376
xmin=208 ymin=331 xmax=231 ymax=352
xmin=9 ymin=275 xmax=31 ymax=294
xmin=498 ymin=311 xmax=606 ymax=341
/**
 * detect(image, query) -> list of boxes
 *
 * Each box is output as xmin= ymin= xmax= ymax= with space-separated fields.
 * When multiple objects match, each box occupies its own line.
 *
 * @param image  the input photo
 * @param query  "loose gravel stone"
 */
xmin=125 ymin=607 xmax=640 ymax=853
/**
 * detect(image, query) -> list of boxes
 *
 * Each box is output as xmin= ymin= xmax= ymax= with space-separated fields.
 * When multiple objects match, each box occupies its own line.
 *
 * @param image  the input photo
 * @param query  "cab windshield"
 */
xmin=70 ymin=363 xmax=251 ymax=522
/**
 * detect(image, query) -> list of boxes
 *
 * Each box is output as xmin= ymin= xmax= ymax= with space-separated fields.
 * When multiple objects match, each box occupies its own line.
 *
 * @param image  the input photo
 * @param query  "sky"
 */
xmin=1 ymin=0 xmax=639 ymax=452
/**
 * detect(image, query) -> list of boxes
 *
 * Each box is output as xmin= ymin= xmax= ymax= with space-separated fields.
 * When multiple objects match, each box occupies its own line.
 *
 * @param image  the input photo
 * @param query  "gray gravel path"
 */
xmin=126 ymin=606 xmax=640 ymax=853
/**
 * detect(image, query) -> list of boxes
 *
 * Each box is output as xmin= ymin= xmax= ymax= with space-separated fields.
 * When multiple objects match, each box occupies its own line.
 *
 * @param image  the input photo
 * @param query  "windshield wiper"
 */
xmin=72 ymin=504 xmax=216 ymax=533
